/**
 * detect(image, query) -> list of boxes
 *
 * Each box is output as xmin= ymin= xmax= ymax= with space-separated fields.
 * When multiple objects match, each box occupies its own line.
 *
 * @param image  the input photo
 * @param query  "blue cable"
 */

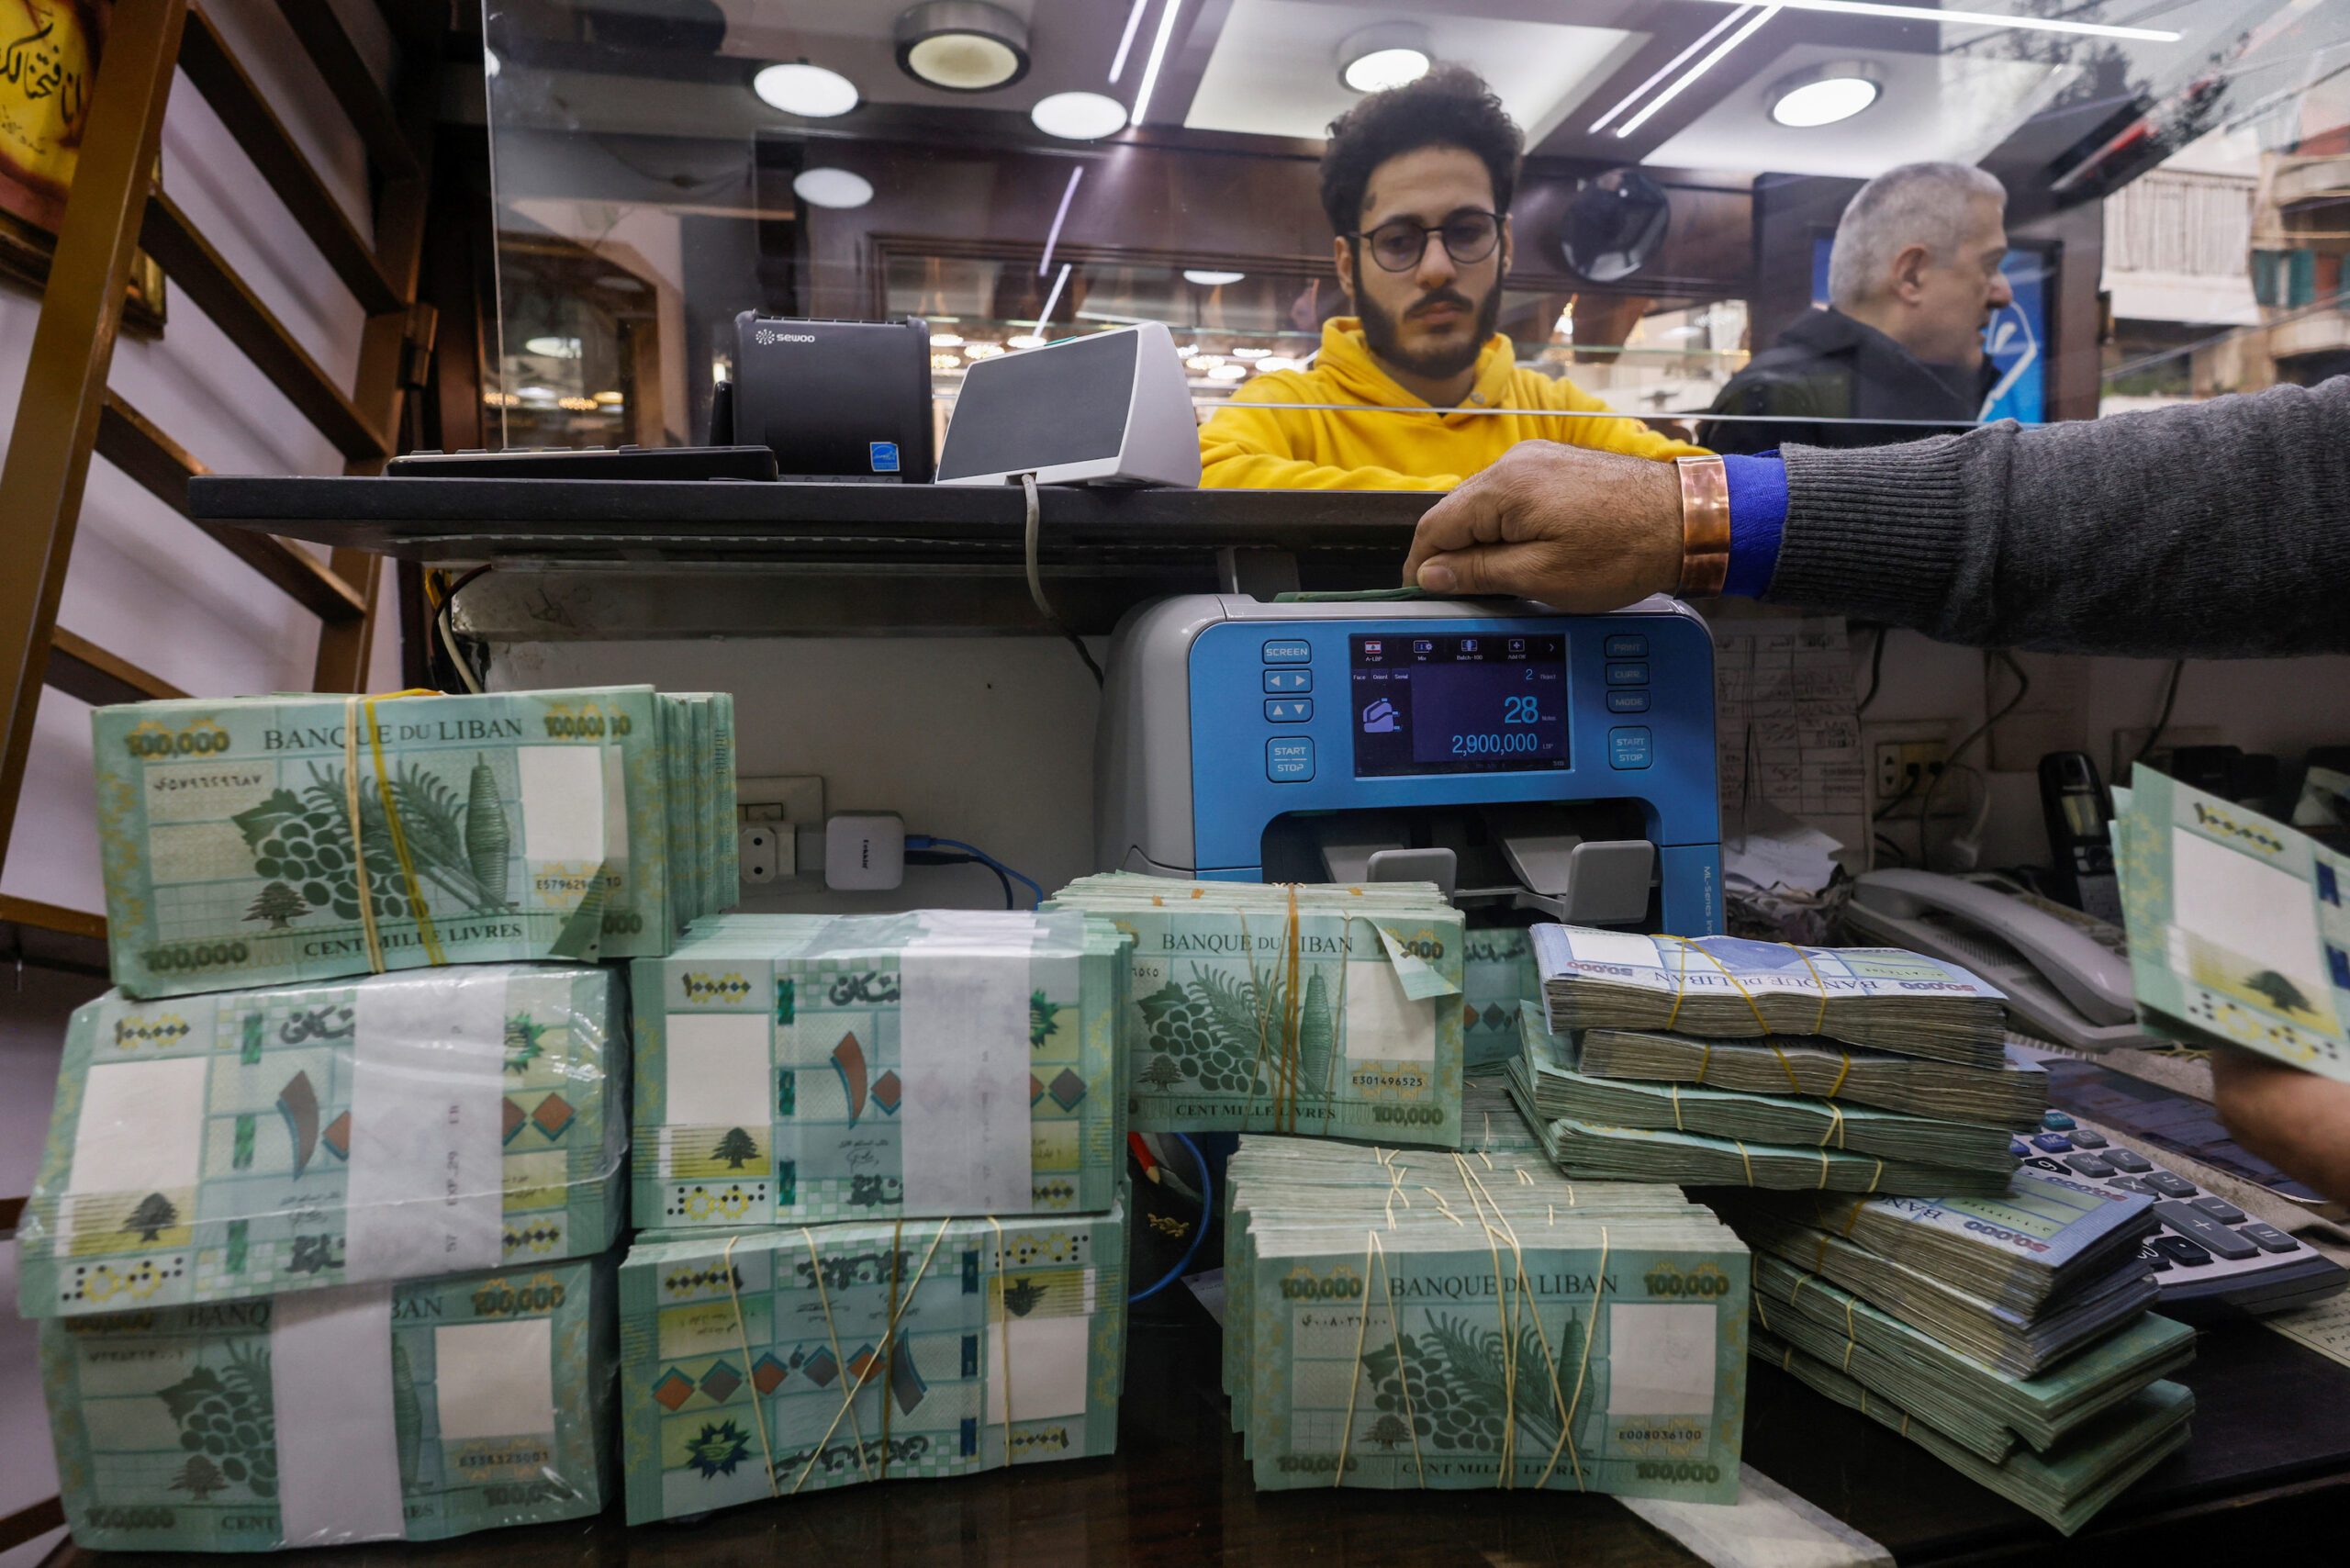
xmin=907 ymin=835 xmax=1045 ymax=908
xmin=1128 ymin=1133 xmax=1211 ymax=1305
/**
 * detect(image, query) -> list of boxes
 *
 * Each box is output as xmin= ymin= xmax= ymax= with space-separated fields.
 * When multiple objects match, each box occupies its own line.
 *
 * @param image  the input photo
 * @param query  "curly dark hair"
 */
xmin=1319 ymin=64 xmax=1524 ymax=236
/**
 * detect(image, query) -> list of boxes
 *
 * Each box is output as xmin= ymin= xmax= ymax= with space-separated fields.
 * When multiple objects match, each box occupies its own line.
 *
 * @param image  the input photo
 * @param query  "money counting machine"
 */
xmin=1096 ymin=595 xmax=1722 ymax=935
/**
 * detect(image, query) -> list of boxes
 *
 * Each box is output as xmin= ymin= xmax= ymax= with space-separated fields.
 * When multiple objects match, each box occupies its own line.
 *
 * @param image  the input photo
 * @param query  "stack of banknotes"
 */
xmin=2111 ymin=766 xmax=2350 ymax=1074
xmin=20 ymin=965 xmax=631 ymax=1550
xmin=1047 ymin=873 xmax=1464 ymax=1144
xmin=1224 ymin=1137 xmax=1750 ymax=1501
xmin=1461 ymin=925 xmax=1538 ymax=1068
xmin=91 ymin=688 xmax=736 ymax=998
xmin=39 ymin=1257 xmax=616 ymax=1551
xmin=632 ymin=913 xmax=1129 ymax=1228
xmin=18 ymin=964 xmax=628 ymax=1318
xmin=1720 ymin=1167 xmax=2186 ymax=1532
xmin=1520 ymin=927 xmax=2032 ymax=1193
xmin=617 ymin=1201 xmax=1127 ymax=1521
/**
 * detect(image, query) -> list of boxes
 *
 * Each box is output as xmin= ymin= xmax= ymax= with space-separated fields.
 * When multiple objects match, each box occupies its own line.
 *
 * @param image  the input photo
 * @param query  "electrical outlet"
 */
xmin=1874 ymin=740 xmax=1952 ymax=800
xmin=736 ymin=775 xmax=823 ymax=830
xmin=738 ymin=825 xmax=783 ymax=884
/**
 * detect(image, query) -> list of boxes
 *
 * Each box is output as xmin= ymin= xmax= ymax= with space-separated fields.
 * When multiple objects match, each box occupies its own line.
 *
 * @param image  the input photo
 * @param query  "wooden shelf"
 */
xmin=0 ymin=890 xmax=108 ymax=978
xmin=46 ymin=627 xmax=187 ymax=706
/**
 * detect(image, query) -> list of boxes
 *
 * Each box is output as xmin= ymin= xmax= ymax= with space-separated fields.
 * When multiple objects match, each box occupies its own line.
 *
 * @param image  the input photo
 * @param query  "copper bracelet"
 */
xmin=1674 ymin=454 xmax=1731 ymax=599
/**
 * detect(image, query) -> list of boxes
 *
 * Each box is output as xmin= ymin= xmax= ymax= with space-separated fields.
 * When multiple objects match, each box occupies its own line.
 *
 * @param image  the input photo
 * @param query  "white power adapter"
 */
xmin=823 ymin=812 xmax=905 ymax=891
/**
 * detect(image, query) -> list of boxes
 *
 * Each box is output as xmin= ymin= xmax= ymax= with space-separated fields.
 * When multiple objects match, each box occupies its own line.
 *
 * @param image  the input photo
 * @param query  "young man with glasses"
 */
xmin=1199 ymin=65 xmax=1703 ymax=490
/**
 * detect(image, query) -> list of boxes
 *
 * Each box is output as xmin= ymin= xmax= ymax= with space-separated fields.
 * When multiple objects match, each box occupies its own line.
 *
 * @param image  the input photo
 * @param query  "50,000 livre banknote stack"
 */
xmin=18 ymin=964 xmax=626 ymax=1319
xmin=1046 ymin=873 xmax=1464 ymax=1144
xmin=92 ymin=688 xmax=734 ymax=998
xmin=39 ymin=1257 xmax=614 ymax=1551
xmin=631 ymin=913 xmax=1129 ymax=1227
xmin=618 ymin=1202 xmax=1126 ymax=1520
xmin=1225 ymin=1137 xmax=1749 ymax=1501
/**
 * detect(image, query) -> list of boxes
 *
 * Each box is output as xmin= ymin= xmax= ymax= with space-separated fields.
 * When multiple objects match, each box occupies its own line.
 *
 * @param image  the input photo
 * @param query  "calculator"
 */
xmin=2006 ymin=1047 xmax=2349 ymax=1319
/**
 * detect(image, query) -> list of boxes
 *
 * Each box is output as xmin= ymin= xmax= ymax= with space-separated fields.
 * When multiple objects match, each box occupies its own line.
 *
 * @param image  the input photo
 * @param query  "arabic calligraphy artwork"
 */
xmin=0 ymin=0 xmax=164 ymax=330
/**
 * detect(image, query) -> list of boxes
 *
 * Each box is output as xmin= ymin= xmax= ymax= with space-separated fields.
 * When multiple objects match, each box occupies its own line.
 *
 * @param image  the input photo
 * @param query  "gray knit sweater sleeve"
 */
xmin=1765 ymin=376 xmax=2350 ymax=657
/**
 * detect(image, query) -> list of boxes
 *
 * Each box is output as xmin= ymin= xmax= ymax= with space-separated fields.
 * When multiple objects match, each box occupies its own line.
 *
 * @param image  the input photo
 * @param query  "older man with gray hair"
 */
xmin=1700 ymin=162 xmax=2013 ymax=454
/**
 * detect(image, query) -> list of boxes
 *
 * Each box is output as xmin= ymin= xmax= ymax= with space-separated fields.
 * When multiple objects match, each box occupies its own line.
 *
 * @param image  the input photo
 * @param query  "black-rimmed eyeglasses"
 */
xmin=1350 ymin=210 xmax=1502 ymax=273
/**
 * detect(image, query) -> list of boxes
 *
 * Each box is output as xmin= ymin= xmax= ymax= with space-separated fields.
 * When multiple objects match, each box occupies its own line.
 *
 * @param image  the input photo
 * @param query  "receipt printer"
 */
xmin=1096 ymin=595 xmax=1721 ymax=934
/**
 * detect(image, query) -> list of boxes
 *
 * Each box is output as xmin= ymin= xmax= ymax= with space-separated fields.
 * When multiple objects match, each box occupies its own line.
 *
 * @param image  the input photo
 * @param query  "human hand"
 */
xmin=1400 ymin=442 xmax=1684 ymax=610
xmin=2210 ymin=1045 xmax=2350 ymax=1208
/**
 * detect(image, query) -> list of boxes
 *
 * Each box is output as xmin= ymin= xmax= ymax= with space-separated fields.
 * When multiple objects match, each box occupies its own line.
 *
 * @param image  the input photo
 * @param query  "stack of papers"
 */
xmin=1224 ymin=1137 xmax=1747 ymax=1500
xmin=1047 ymin=873 xmax=1464 ymax=1143
xmin=632 ymin=913 xmax=1129 ymax=1227
xmin=91 ymin=688 xmax=735 ymax=997
xmin=617 ymin=1203 xmax=1126 ymax=1521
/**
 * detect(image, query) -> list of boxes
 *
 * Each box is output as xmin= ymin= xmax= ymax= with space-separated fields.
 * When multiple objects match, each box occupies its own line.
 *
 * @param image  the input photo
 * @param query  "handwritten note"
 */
xmin=1715 ymin=618 xmax=1866 ymax=868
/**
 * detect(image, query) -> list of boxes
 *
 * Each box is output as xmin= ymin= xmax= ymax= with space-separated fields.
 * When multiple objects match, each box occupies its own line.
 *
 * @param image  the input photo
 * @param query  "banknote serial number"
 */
xmin=1370 ymin=1104 xmax=1444 ymax=1126
xmin=141 ymin=941 xmax=251 ymax=973
xmin=1281 ymin=1276 xmax=1363 ymax=1300
xmin=1635 ymin=1461 xmax=1720 ymax=1484
xmin=542 ymin=714 xmax=632 ymax=737
xmin=124 ymin=731 xmax=230 ymax=757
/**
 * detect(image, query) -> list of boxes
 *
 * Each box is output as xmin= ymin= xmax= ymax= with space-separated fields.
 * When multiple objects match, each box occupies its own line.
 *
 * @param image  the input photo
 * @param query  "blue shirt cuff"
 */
xmin=1721 ymin=452 xmax=1786 ymax=599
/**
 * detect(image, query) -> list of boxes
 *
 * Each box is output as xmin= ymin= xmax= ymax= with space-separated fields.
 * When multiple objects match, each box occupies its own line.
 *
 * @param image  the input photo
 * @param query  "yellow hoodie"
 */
xmin=1199 ymin=316 xmax=1706 ymax=489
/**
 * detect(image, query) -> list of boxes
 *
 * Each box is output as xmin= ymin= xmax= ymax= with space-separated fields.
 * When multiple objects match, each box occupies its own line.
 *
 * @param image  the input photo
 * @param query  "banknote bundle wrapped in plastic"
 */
xmin=617 ymin=1201 xmax=1127 ymax=1520
xmin=39 ymin=1257 xmax=614 ymax=1551
xmin=1047 ymin=873 xmax=1464 ymax=1143
xmin=1225 ymin=1137 xmax=1749 ymax=1500
xmin=91 ymin=688 xmax=735 ymax=998
xmin=1536 ymin=927 xmax=2011 ymax=1067
xmin=17 ymin=965 xmax=626 ymax=1319
xmin=632 ymin=913 xmax=1127 ymax=1227
xmin=1753 ymin=1333 xmax=2192 ymax=1536
xmin=2111 ymin=766 xmax=2350 ymax=1075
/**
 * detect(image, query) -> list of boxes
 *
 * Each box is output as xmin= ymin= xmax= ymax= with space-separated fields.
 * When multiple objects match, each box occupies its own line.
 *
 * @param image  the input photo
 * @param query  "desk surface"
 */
xmin=45 ymin=1294 xmax=2350 ymax=1568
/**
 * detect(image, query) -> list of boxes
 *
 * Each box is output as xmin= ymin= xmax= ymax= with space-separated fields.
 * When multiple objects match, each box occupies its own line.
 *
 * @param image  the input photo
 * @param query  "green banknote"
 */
xmin=17 ymin=965 xmax=625 ymax=1319
xmin=1048 ymin=873 xmax=1465 ymax=1143
xmin=2113 ymin=766 xmax=2350 ymax=1076
xmin=618 ymin=1201 xmax=1127 ymax=1521
xmin=1228 ymin=1140 xmax=1748 ymax=1500
xmin=1462 ymin=926 xmax=1538 ymax=1068
xmin=39 ymin=1258 xmax=613 ymax=1551
xmin=633 ymin=913 xmax=1128 ymax=1227
xmin=91 ymin=688 xmax=729 ymax=998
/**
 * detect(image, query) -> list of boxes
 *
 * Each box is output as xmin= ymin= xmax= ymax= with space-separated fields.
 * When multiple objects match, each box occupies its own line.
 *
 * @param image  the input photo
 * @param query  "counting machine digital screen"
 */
xmin=1348 ymin=633 xmax=1570 ymax=778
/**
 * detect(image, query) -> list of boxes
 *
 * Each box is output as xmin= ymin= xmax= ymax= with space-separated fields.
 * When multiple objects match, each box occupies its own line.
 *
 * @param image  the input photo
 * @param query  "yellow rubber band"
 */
xmin=1827 ymin=1052 xmax=1854 ymax=1099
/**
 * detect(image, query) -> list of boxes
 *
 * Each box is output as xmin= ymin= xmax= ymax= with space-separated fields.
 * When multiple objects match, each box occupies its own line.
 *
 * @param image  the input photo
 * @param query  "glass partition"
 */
xmin=478 ymin=0 xmax=2350 ymax=458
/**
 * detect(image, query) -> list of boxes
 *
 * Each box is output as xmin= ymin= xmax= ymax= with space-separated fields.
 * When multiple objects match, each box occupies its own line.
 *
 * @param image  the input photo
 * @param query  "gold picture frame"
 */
xmin=0 ymin=0 xmax=165 ymax=335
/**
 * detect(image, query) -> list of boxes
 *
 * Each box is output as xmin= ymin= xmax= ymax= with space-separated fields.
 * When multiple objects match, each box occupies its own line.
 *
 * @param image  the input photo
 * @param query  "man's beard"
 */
xmin=1354 ymin=257 xmax=1502 ymax=385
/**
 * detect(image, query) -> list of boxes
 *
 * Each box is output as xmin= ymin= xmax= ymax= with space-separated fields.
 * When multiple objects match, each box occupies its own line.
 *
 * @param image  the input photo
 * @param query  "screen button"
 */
xmin=1263 ymin=668 xmax=1313 ymax=694
xmin=1605 ymin=663 xmax=1650 ymax=686
xmin=1606 ymin=690 xmax=1651 ymax=713
xmin=1267 ymin=737 xmax=1315 ymax=781
xmin=1262 ymin=640 xmax=1311 ymax=664
xmin=1608 ymin=728 xmax=1652 ymax=769
xmin=1605 ymin=634 xmax=1648 ymax=658
xmin=1264 ymin=699 xmax=1314 ymax=722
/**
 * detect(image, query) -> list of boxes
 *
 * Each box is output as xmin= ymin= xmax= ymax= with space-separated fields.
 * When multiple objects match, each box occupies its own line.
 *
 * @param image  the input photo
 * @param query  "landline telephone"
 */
xmin=1845 ymin=868 xmax=2163 ymax=1051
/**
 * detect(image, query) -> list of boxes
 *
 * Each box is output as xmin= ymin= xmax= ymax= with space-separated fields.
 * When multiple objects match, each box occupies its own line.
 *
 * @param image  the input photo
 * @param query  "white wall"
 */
xmin=0 ymin=8 xmax=397 ymax=1557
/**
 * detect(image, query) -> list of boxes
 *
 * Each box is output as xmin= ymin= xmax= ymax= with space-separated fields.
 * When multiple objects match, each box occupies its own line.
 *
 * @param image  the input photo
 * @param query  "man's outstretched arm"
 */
xmin=1404 ymin=377 xmax=2350 ymax=658
xmin=2210 ymin=1048 xmax=2350 ymax=1211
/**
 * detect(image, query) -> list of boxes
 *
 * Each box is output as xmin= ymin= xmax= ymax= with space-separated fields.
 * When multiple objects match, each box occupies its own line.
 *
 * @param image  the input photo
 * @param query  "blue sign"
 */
xmin=1808 ymin=238 xmax=2047 ymax=424
xmin=868 ymin=441 xmax=901 ymax=473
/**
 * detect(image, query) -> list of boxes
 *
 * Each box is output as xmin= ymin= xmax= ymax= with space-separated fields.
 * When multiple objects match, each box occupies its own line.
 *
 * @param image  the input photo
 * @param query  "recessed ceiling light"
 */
xmin=895 ymin=2 xmax=1030 ymax=92
xmin=593 ymin=390 xmax=625 ymax=405
xmin=753 ymin=62 xmax=858 ymax=118
xmin=1007 ymin=333 xmax=1046 ymax=349
xmin=1768 ymin=62 xmax=1884 ymax=129
xmin=931 ymin=332 xmax=966 ymax=348
xmin=793 ymin=167 xmax=875 ymax=208
xmin=1232 ymin=347 xmax=1270 ymax=359
xmin=523 ymin=336 xmax=581 ymax=359
xmin=1338 ymin=23 xmax=1432 ymax=95
xmin=1031 ymin=91 xmax=1129 ymax=140
xmin=1208 ymin=362 xmax=1248 ymax=381
xmin=1183 ymin=269 xmax=1245 ymax=286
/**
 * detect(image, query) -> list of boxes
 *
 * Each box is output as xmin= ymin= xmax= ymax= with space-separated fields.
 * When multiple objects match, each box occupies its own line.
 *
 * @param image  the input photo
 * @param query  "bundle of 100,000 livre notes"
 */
xmin=92 ymin=688 xmax=735 ymax=997
xmin=1225 ymin=1137 xmax=1749 ymax=1501
xmin=1047 ymin=874 xmax=1464 ymax=1144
